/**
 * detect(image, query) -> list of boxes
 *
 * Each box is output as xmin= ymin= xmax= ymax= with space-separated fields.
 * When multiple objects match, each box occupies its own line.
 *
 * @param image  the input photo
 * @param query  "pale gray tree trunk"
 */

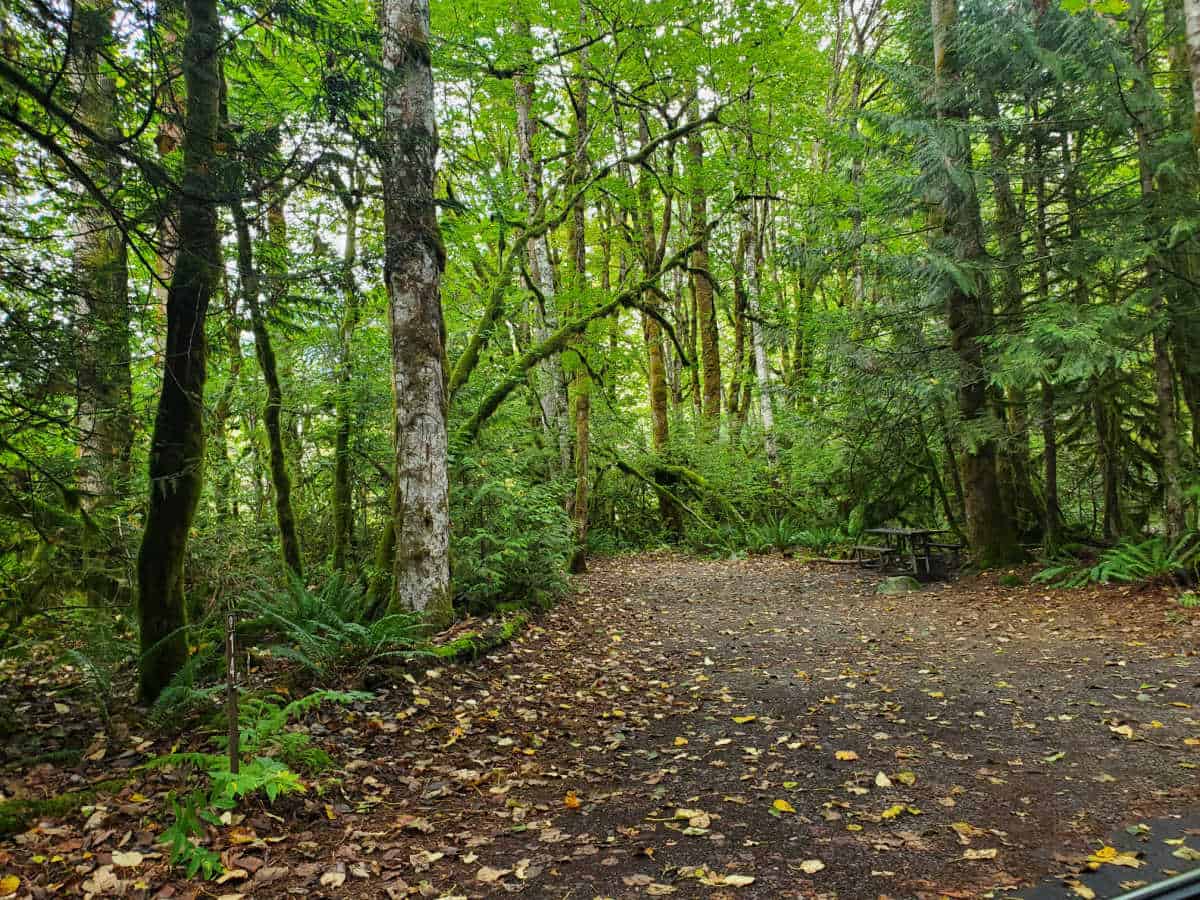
xmin=381 ymin=0 xmax=451 ymax=618
xmin=71 ymin=0 xmax=133 ymax=515
xmin=513 ymin=26 xmax=571 ymax=472
xmin=1185 ymin=0 xmax=1200 ymax=140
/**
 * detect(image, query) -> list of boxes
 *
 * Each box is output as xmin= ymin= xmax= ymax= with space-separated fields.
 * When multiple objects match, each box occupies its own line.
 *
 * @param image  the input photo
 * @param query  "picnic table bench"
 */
xmin=859 ymin=527 xmax=962 ymax=577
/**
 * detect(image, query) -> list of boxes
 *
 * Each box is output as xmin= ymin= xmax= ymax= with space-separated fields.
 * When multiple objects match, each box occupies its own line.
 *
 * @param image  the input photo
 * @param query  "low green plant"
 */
xmin=242 ymin=575 xmax=426 ymax=683
xmin=148 ymin=689 xmax=367 ymax=878
xmin=1178 ymin=592 xmax=1200 ymax=609
xmin=452 ymin=472 xmax=572 ymax=614
xmin=1034 ymin=534 xmax=1200 ymax=588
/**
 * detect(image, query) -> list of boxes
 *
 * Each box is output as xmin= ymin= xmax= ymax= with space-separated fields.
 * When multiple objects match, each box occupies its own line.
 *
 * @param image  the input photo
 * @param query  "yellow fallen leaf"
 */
xmin=881 ymin=804 xmax=905 ymax=820
xmin=875 ymin=772 xmax=892 ymax=788
xmin=895 ymin=771 xmax=917 ymax=785
xmin=835 ymin=750 xmax=859 ymax=761
xmin=732 ymin=715 xmax=757 ymax=724
xmin=799 ymin=859 xmax=825 ymax=874
xmin=928 ymin=691 xmax=945 ymax=699
xmin=1109 ymin=724 xmax=1135 ymax=739
xmin=563 ymin=791 xmax=580 ymax=809
xmin=962 ymin=848 xmax=998 ymax=860
xmin=1067 ymin=879 xmax=1096 ymax=899
xmin=674 ymin=736 xmax=688 ymax=747
xmin=0 ymin=876 xmax=18 ymax=898
xmin=1088 ymin=846 xmax=1142 ymax=869
xmin=724 ymin=874 xmax=755 ymax=887
xmin=773 ymin=799 xmax=796 ymax=814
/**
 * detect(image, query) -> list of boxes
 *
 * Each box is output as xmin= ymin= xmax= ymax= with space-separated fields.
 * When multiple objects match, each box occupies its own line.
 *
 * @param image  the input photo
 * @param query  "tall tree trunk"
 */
xmin=1164 ymin=0 xmax=1200 ymax=450
xmin=232 ymin=197 xmax=303 ymax=577
xmin=150 ymin=0 xmax=185 ymax=362
xmin=1031 ymin=115 xmax=1061 ymax=549
xmin=381 ymin=0 xmax=451 ymax=617
xmin=687 ymin=91 xmax=722 ymax=430
xmin=212 ymin=278 xmax=242 ymax=522
xmin=1093 ymin=388 xmax=1124 ymax=540
xmin=984 ymin=85 xmax=1040 ymax=539
xmin=567 ymin=5 xmax=591 ymax=573
xmin=514 ymin=30 xmax=571 ymax=471
xmin=1131 ymin=0 xmax=1187 ymax=540
xmin=136 ymin=0 xmax=221 ymax=703
xmin=332 ymin=188 xmax=361 ymax=572
xmin=1184 ymin=0 xmax=1200 ymax=142
xmin=728 ymin=227 xmax=749 ymax=445
xmin=929 ymin=0 xmax=1022 ymax=565
xmin=71 ymin=0 xmax=133 ymax=599
xmin=742 ymin=198 xmax=778 ymax=468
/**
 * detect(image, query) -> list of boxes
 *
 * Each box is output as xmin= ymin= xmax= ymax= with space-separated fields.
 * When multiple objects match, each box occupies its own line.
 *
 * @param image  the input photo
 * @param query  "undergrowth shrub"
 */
xmin=148 ymin=690 xmax=367 ymax=877
xmin=451 ymin=459 xmax=572 ymax=615
xmin=241 ymin=574 xmax=427 ymax=683
xmin=1034 ymin=534 xmax=1200 ymax=588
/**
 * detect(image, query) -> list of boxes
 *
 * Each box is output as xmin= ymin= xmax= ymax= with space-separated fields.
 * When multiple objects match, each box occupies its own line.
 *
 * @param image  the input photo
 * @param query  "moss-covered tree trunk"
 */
xmin=1131 ymin=0 xmax=1187 ymax=541
xmin=687 ymin=91 xmax=722 ymax=431
xmin=741 ymin=196 xmax=779 ymax=469
xmin=929 ymin=0 xmax=1022 ymax=566
xmin=332 ymin=184 xmax=362 ymax=572
xmin=381 ymin=0 xmax=451 ymax=618
xmin=70 ymin=0 xmax=133 ymax=592
xmin=728 ymin=227 xmax=749 ymax=445
xmin=231 ymin=196 xmax=303 ymax=577
xmin=567 ymin=4 xmax=591 ymax=573
xmin=983 ymin=85 xmax=1040 ymax=540
xmin=136 ymin=0 xmax=221 ymax=703
xmin=634 ymin=113 xmax=683 ymax=536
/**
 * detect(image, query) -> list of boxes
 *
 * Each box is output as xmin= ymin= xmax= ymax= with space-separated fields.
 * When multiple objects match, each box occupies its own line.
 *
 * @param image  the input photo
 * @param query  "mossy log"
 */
xmin=0 ymin=777 xmax=127 ymax=836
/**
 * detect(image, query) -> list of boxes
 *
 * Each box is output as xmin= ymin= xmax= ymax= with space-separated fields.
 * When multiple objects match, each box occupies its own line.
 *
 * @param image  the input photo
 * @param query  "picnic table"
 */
xmin=859 ymin=527 xmax=954 ymax=577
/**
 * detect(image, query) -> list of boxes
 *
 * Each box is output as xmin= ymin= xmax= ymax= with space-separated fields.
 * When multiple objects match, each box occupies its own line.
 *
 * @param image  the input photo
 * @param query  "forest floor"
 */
xmin=2 ymin=553 xmax=1200 ymax=899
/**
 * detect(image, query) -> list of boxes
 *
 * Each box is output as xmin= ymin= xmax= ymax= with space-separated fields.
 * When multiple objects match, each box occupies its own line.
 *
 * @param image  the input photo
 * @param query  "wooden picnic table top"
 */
xmin=863 ymin=527 xmax=949 ymax=537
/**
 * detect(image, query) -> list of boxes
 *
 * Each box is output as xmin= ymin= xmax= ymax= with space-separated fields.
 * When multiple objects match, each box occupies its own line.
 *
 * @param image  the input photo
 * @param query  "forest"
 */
xmin=1 ymin=0 xmax=1200 ymax=895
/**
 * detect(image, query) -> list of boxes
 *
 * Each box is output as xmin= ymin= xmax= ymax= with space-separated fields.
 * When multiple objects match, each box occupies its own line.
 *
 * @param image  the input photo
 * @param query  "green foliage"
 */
xmin=451 ymin=460 xmax=572 ymax=615
xmin=1177 ymin=592 xmax=1200 ymax=609
xmin=242 ymin=575 xmax=426 ymax=683
xmin=1034 ymin=535 xmax=1200 ymax=588
xmin=148 ymin=689 xmax=366 ymax=878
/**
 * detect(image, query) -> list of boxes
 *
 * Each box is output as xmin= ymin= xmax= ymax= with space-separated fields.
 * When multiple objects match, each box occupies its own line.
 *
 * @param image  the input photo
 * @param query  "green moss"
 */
xmin=0 ymin=777 xmax=127 ymax=835
xmin=430 ymin=614 xmax=528 ymax=662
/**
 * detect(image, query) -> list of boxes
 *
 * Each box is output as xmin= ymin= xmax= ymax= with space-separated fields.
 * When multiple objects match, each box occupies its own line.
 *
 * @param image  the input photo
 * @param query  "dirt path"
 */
xmin=5 ymin=554 xmax=1200 ymax=899
xmin=311 ymin=555 xmax=1200 ymax=899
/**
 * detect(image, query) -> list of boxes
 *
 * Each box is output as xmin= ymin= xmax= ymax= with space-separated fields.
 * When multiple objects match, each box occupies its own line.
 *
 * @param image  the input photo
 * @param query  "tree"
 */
xmin=926 ymin=0 xmax=1022 ymax=566
xmin=137 ymin=0 xmax=223 ymax=702
xmin=69 ymin=0 xmax=133 ymax=566
xmin=380 ymin=0 xmax=451 ymax=618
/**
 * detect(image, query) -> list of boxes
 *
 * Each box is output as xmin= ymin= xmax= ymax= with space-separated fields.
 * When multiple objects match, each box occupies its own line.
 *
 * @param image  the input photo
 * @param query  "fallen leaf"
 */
xmin=0 ymin=876 xmax=18 ymax=898
xmin=772 ymin=799 xmax=796 ymax=814
xmin=835 ymin=750 xmax=859 ymax=761
xmin=111 ymin=851 xmax=144 ymax=868
xmin=962 ymin=848 xmax=998 ymax=860
xmin=564 ymin=791 xmax=581 ymax=809
xmin=476 ymin=866 xmax=510 ymax=883
xmin=875 ymin=772 xmax=892 ymax=788
xmin=320 ymin=870 xmax=346 ymax=888
xmin=799 ymin=859 xmax=825 ymax=874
